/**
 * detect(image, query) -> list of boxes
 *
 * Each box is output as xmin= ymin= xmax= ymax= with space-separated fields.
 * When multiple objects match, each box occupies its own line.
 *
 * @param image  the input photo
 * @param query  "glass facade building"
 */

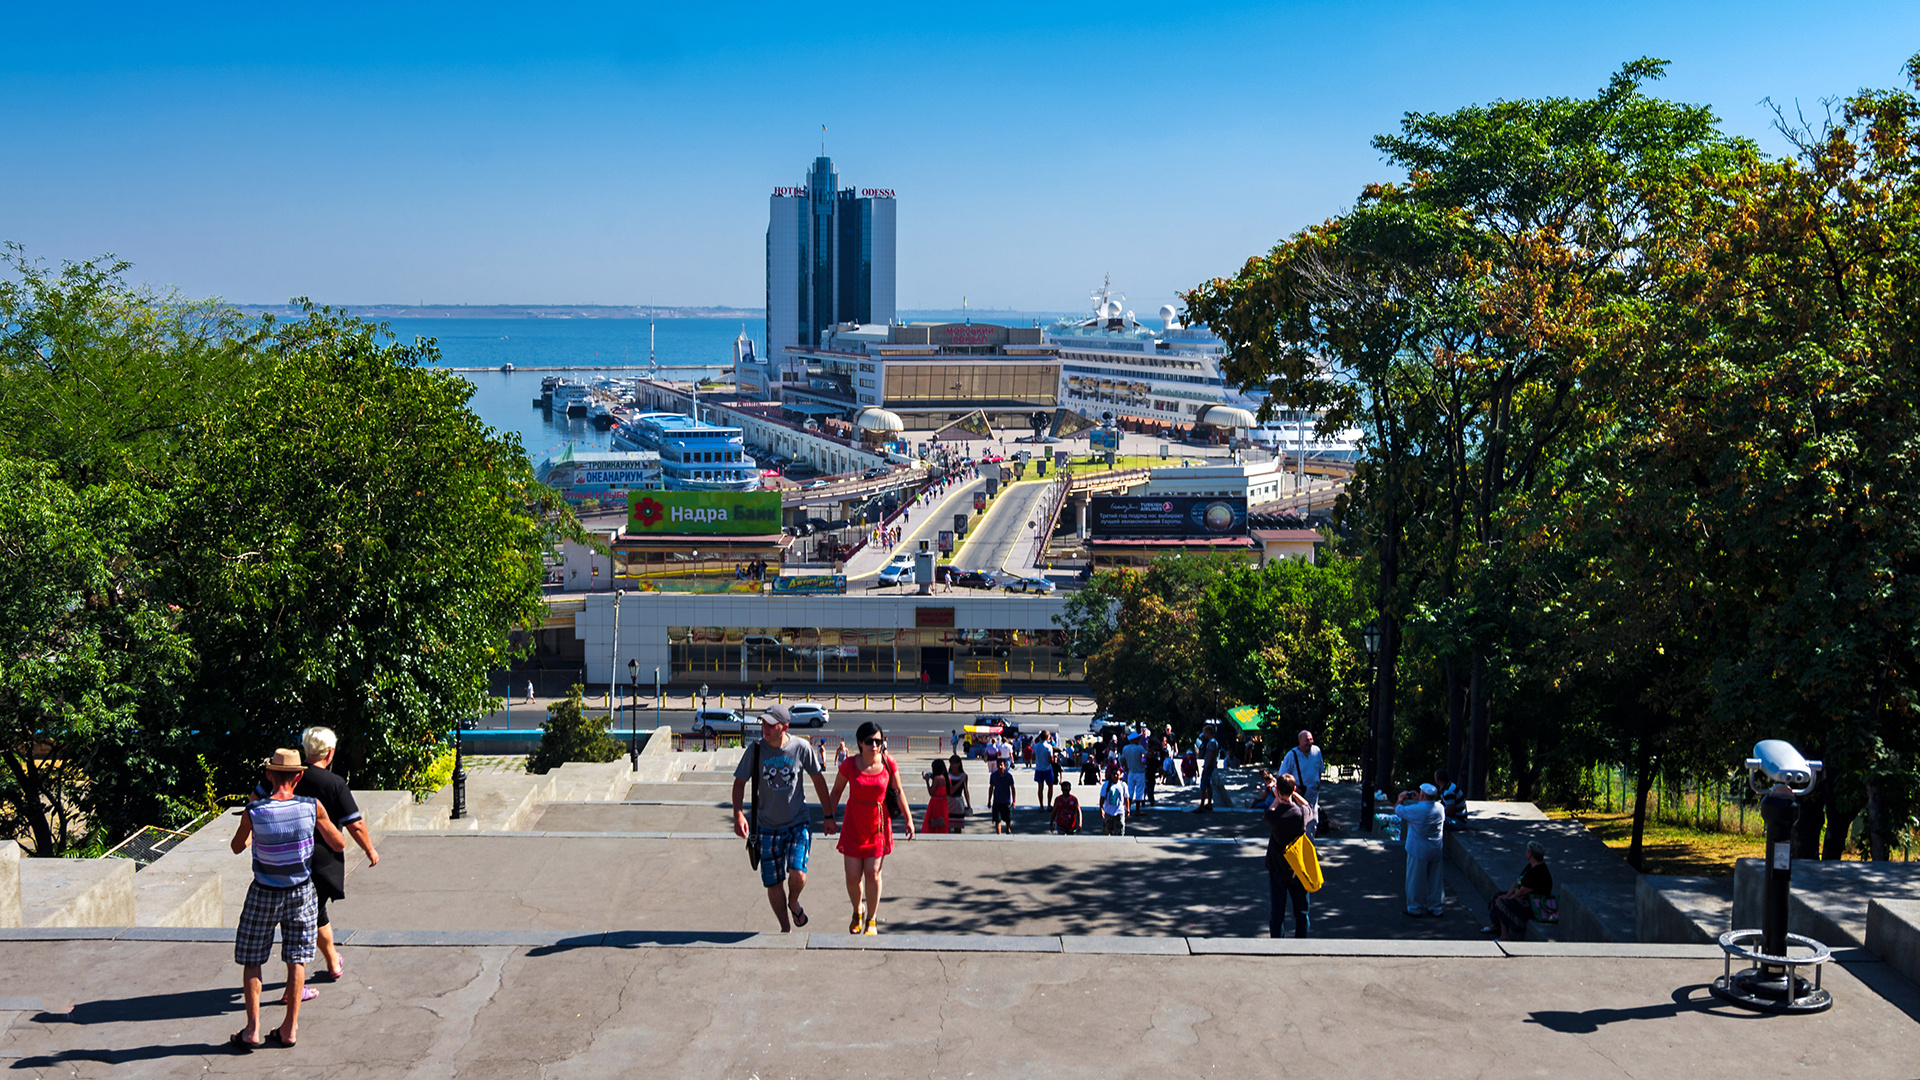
xmin=767 ymin=157 xmax=896 ymax=362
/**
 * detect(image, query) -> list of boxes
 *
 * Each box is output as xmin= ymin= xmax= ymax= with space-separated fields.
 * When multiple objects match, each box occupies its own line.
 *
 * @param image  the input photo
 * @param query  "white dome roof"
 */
xmin=854 ymin=407 xmax=905 ymax=432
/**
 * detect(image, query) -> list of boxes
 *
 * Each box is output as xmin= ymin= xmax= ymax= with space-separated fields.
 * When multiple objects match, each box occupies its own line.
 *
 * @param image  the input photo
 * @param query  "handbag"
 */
xmin=745 ymin=741 xmax=762 ymax=870
xmin=1530 ymin=893 xmax=1559 ymax=924
xmin=1283 ymin=833 xmax=1324 ymax=893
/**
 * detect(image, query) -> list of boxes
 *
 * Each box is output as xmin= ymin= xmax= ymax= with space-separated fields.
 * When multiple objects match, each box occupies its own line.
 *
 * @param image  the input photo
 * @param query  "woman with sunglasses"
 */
xmin=824 ymin=721 xmax=914 ymax=934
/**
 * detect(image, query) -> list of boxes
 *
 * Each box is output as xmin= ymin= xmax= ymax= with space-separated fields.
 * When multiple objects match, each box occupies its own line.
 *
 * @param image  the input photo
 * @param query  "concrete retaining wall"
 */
xmin=20 ymin=858 xmax=135 ymax=927
xmin=0 ymin=840 xmax=20 ymax=928
xmin=356 ymin=791 xmax=415 ymax=832
xmin=134 ymin=869 xmax=223 ymax=927
xmin=1866 ymin=898 xmax=1920 ymax=989
xmin=1635 ymin=875 xmax=1730 ymax=945
xmin=1444 ymin=807 xmax=1638 ymax=943
xmin=1732 ymin=857 xmax=1920 ymax=948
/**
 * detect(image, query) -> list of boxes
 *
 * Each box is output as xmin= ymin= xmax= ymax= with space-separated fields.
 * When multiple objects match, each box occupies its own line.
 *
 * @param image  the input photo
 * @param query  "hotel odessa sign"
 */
xmin=628 ymin=491 xmax=783 ymax=535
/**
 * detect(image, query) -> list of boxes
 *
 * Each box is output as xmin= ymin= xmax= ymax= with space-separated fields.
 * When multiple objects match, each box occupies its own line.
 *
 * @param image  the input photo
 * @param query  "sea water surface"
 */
xmin=391 ymin=312 xmax=1073 ymax=464
xmin=391 ymin=317 xmax=747 ymax=463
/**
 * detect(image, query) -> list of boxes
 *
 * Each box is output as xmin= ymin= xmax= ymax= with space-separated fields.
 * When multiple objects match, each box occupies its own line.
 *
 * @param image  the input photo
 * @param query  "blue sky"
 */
xmin=5 ymin=2 xmax=1918 ymax=313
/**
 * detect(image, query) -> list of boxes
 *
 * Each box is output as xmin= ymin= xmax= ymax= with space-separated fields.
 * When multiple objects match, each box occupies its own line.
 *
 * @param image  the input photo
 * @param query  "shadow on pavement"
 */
xmin=1523 ymin=984 xmax=1761 ymax=1034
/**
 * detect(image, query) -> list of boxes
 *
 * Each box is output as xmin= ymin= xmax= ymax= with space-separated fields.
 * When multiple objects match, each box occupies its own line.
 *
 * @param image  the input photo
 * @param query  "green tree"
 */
xmin=527 ymin=685 xmax=622 ymax=774
xmin=168 ymin=304 xmax=563 ymax=794
xmin=1203 ymin=556 xmax=1370 ymax=759
xmin=0 ymin=460 xmax=193 ymax=853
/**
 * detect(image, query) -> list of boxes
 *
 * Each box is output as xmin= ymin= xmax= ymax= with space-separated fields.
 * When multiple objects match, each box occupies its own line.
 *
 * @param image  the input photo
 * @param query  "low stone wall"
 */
xmin=0 ymin=840 xmax=20 ymax=928
xmin=1866 ymin=898 xmax=1920 ymax=989
xmin=1444 ymin=804 xmax=1638 ymax=944
xmin=20 ymin=858 xmax=135 ymax=928
xmin=1732 ymin=857 xmax=1920 ymax=948
xmin=1635 ymin=875 xmax=1730 ymax=945
xmin=133 ymin=869 xmax=222 ymax=928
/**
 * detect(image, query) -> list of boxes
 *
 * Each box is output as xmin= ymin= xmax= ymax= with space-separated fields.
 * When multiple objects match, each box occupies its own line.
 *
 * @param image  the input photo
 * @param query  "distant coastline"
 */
xmin=231 ymin=304 xmax=762 ymax=320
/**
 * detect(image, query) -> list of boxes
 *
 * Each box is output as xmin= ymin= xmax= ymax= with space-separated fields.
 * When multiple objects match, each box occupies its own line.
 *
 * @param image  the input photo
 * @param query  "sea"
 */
xmin=390 ymin=313 xmax=1072 ymax=465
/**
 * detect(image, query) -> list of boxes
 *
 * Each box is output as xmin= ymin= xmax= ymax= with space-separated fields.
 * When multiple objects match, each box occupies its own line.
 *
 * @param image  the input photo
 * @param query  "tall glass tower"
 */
xmin=767 ymin=156 xmax=895 ymax=362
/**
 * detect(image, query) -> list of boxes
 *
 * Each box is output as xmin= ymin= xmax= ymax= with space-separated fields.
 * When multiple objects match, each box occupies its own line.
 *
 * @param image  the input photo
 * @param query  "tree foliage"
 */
xmin=527 ymin=685 xmax=623 ymax=774
xmin=0 ymin=255 xmax=569 ymax=851
xmin=1183 ymin=56 xmax=1920 ymax=862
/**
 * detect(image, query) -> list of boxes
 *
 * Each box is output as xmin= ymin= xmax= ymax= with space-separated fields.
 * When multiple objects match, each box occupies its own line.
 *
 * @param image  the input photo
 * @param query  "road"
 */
xmin=642 ymin=708 xmax=1091 ymax=749
xmin=950 ymin=479 xmax=1050 ymax=574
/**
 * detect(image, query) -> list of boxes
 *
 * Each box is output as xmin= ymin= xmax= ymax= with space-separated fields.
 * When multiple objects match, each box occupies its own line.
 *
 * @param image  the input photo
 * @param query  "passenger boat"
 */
xmin=610 ymin=412 xmax=761 ymax=491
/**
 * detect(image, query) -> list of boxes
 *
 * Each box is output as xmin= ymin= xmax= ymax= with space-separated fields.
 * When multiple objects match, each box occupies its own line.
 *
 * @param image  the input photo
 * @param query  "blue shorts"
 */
xmin=757 ymin=820 xmax=812 ymax=888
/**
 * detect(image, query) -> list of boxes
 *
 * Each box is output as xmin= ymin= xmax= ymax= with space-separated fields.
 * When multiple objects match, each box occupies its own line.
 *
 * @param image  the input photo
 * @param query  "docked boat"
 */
xmin=533 ymin=444 xmax=663 ymax=506
xmin=611 ymin=412 xmax=761 ymax=491
xmin=1046 ymin=278 xmax=1360 ymax=458
xmin=550 ymin=381 xmax=592 ymax=418
xmin=588 ymin=400 xmax=615 ymax=430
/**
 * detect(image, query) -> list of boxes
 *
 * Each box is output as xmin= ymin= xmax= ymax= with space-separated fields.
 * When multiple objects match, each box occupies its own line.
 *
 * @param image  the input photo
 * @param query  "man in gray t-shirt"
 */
xmin=731 ymin=705 xmax=835 ymax=932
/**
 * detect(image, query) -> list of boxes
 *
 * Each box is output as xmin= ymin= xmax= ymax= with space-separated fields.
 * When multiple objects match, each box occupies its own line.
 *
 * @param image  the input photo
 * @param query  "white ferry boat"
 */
xmin=549 ymin=381 xmax=592 ymax=418
xmin=534 ymin=444 xmax=663 ymax=507
xmin=610 ymin=412 xmax=761 ymax=491
xmin=1047 ymin=279 xmax=1360 ymax=458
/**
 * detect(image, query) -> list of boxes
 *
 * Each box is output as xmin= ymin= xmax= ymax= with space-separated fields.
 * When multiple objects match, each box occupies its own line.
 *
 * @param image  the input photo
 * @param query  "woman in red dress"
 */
xmin=825 ymin=721 xmax=915 ymax=934
xmin=922 ymin=758 xmax=951 ymax=835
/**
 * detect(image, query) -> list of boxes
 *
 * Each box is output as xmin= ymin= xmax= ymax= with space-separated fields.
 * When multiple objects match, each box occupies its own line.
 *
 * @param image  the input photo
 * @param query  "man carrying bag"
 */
xmin=1263 ymin=773 xmax=1318 ymax=938
xmin=732 ymin=706 xmax=836 ymax=933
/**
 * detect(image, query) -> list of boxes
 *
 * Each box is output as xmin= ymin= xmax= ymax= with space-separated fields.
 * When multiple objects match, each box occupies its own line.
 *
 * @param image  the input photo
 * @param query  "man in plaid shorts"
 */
xmin=228 ymin=748 xmax=345 ymax=1050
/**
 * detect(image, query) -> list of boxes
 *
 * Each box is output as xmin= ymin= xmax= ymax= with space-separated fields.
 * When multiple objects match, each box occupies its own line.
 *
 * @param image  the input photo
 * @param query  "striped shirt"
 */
xmin=247 ymin=795 xmax=319 ymax=888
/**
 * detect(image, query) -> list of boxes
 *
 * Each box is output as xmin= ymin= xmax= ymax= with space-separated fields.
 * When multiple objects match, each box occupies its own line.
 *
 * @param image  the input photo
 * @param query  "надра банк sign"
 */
xmin=1088 ymin=496 xmax=1247 ymax=537
xmin=628 ymin=491 xmax=782 ymax=535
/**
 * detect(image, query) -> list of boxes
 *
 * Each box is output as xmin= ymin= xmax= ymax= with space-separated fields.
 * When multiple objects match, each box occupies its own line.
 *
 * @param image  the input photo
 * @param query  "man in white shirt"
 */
xmin=1279 ymin=729 xmax=1325 ymax=835
xmin=1393 ymin=783 xmax=1448 ymax=917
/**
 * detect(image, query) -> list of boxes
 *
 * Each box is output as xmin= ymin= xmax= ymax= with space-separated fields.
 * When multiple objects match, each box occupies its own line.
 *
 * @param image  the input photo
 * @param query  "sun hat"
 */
xmin=1419 ymin=782 xmax=1438 ymax=796
xmin=265 ymin=748 xmax=307 ymax=773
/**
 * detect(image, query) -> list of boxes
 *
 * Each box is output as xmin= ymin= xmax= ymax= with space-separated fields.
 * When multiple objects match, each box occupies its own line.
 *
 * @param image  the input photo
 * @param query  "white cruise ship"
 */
xmin=1047 ymin=279 xmax=1359 ymax=458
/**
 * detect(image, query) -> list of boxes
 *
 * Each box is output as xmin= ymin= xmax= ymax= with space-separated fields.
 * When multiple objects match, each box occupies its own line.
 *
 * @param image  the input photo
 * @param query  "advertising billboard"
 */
xmin=1088 ymin=496 xmax=1248 ymax=538
xmin=628 ymin=491 xmax=782 ymax=535
xmin=770 ymin=575 xmax=847 ymax=595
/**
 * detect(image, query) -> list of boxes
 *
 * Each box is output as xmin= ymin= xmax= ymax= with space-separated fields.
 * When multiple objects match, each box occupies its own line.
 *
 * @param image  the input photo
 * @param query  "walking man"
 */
xmin=294 ymin=727 xmax=379 ymax=985
xmin=524 ymin=680 xmax=534 ymax=704
xmin=1196 ymin=722 xmax=1221 ymax=812
xmin=988 ymin=757 xmax=1016 ymax=834
xmin=1122 ymin=732 xmax=1148 ymax=808
xmin=1033 ymin=731 xmax=1057 ymax=810
xmin=1098 ymin=765 xmax=1130 ymax=835
xmin=229 ymin=749 xmax=345 ymax=1050
xmin=1394 ymin=783 xmax=1447 ymax=917
xmin=1279 ymin=729 xmax=1325 ymax=835
xmin=732 ymin=705 xmax=836 ymax=932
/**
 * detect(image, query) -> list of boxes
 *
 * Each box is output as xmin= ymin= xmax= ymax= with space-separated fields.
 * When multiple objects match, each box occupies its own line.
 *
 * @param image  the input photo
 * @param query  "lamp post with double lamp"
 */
xmin=627 ymin=657 xmax=641 ymax=770
xmin=1360 ymin=621 xmax=1382 ymax=832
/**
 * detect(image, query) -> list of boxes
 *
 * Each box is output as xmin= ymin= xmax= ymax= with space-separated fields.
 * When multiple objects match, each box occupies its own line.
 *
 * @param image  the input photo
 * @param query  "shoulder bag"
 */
xmin=745 ymin=741 xmax=762 ymax=870
xmin=1283 ymin=832 xmax=1324 ymax=892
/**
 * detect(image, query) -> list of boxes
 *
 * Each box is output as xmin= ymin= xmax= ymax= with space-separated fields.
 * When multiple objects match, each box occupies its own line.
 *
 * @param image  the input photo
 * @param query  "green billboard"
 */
xmin=627 ymin=490 xmax=783 ymax=536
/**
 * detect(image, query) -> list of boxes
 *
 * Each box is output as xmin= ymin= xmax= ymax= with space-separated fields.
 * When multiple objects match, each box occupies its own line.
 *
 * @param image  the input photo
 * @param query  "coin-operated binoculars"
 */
xmin=1709 ymin=740 xmax=1833 ymax=1013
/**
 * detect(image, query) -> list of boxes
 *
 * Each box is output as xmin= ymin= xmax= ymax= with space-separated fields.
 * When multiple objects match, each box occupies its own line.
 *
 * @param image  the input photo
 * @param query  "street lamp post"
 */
xmin=451 ymin=718 xmax=478 ymax=820
xmin=627 ymin=657 xmax=641 ymax=769
xmin=1360 ymin=621 xmax=1382 ymax=833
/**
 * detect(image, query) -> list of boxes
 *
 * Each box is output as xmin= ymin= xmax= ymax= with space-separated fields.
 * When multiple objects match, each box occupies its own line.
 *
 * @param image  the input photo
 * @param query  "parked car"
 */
xmin=787 ymin=702 xmax=830 ymax=727
xmin=877 ymin=554 xmax=915 ymax=585
xmin=691 ymin=708 xmax=752 ymax=737
xmin=1000 ymin=575 xmax=1057 ymax=594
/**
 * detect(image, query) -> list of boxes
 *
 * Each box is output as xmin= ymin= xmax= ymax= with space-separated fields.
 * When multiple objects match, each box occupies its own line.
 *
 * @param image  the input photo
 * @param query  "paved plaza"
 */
xmin=6 ymin=759 xmax=1919 ymax=1077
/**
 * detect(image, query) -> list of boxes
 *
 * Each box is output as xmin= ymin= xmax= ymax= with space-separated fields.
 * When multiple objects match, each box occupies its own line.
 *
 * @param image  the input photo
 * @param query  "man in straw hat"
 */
xmin=228 ymin=748 xmax=346 ymax=1050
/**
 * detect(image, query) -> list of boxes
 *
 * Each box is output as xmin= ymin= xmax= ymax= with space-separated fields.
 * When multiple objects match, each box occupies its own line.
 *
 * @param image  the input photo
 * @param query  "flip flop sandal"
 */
xmin=848 ymin=912 xmax=863 ymax=934
xmin=268 ymin=1026 xmax=297 ymax=1049
xmin=281 ymin=986 xmax=318 ymax=1004
xmin=229 ymin=1032 xmax=263 ymax=1052
xmin=789 ymin=906 xmax=809 ymax=928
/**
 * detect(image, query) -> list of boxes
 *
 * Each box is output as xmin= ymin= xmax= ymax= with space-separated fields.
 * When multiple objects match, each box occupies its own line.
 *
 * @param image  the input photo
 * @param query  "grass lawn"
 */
xmin=1545 ymin=808 xmax=1766 ymax=876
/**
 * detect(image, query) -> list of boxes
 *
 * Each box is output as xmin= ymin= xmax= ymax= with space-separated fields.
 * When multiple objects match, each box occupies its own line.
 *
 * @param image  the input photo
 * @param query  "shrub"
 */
xmin=527 ymin=684 xmax=622 ymax=774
